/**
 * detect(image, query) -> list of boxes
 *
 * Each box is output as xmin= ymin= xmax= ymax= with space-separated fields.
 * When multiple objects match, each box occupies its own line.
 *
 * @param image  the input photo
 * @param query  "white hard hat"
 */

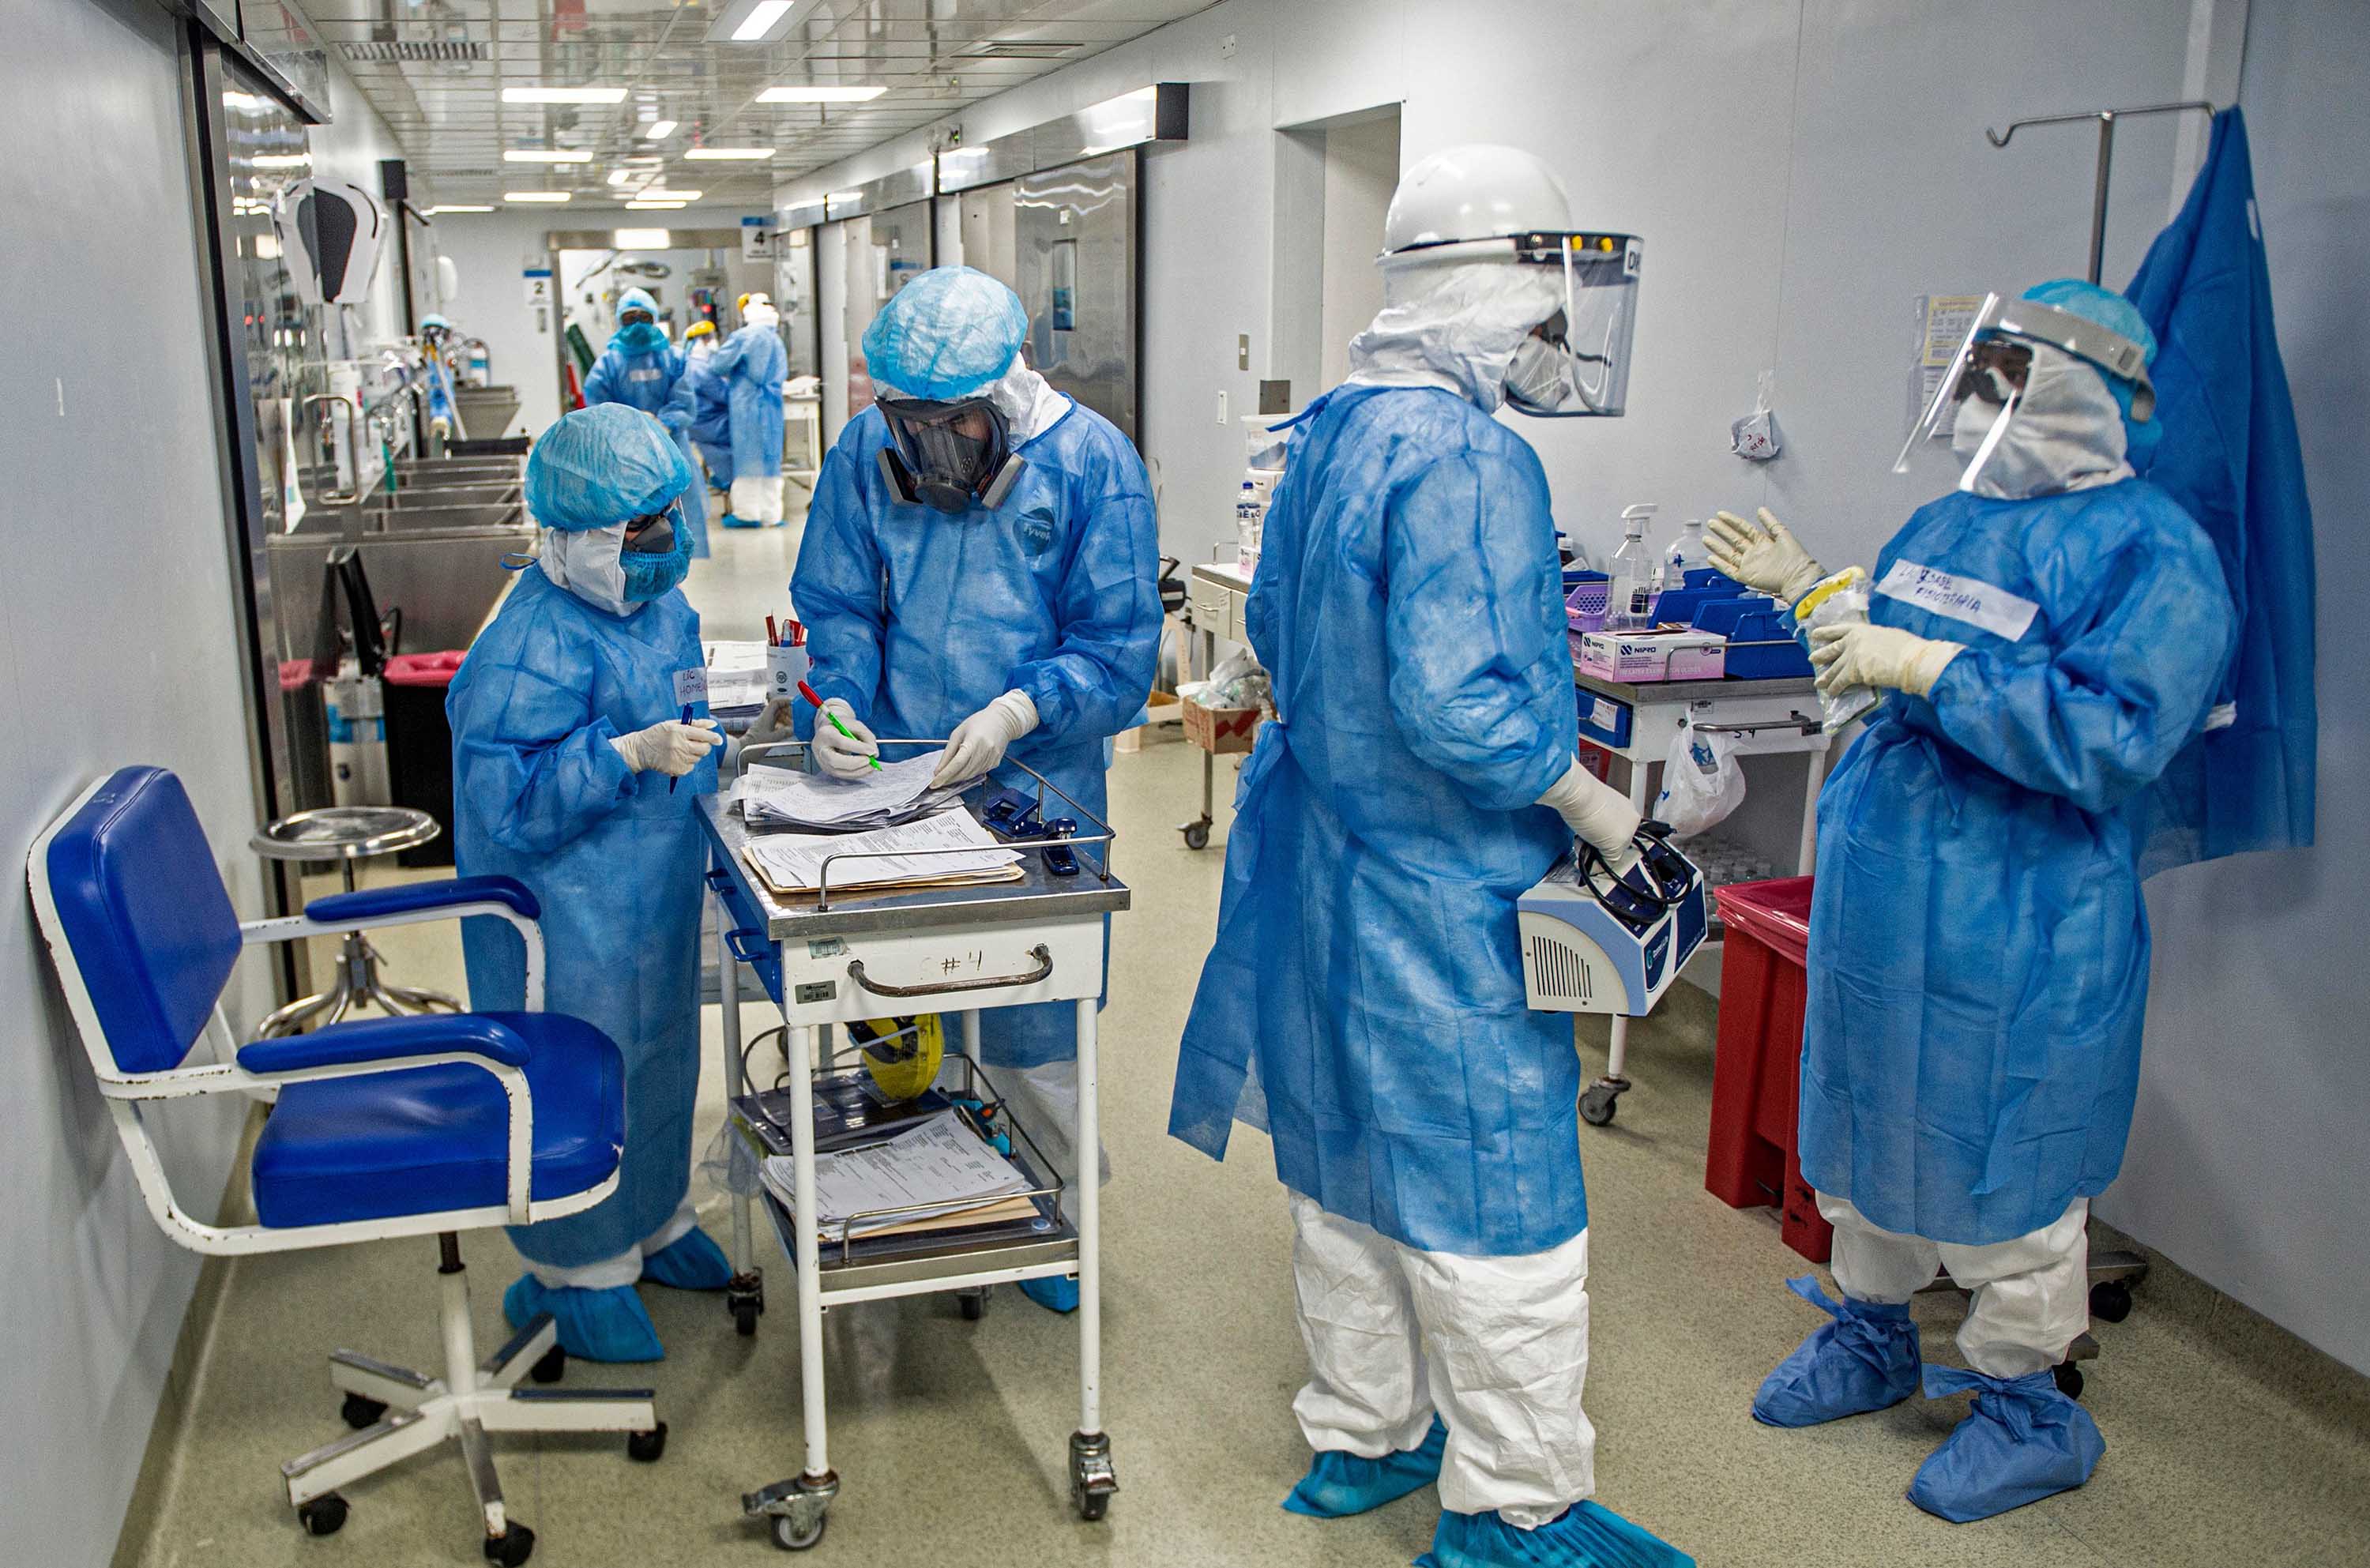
xmin=1382 ymin=145 xmax=1575 ymax=264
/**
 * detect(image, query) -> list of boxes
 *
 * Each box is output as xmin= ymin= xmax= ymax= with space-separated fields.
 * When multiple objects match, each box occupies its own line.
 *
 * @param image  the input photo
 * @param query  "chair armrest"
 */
xmin=304 ymin=874 xmax=540 ymax=925
xmin=238 ymin=1013 xmax=529 ymax=1076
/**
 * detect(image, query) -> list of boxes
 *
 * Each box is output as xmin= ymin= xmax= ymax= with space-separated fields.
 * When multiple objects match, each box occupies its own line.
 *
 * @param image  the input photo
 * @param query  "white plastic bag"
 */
xmin=1655 ymin=724 xmax=1746 ymax=837
xmin=1731 ymin=369 xmax=1784 ymax=461
xmin=1794 ymin=567 xmax=1880 ymax=732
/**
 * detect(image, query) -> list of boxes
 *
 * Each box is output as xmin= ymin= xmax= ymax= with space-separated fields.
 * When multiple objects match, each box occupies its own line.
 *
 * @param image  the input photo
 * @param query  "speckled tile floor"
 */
xmin=122 ymin=518 xmax=2370 ymax=1567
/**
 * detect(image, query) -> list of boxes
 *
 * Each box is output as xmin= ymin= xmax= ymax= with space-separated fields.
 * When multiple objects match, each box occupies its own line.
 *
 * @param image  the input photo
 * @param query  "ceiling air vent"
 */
xmin=961 ymin=39 xmax=1084 ymax=59
xmin=344 ymin=39 xmax=486 ymax=64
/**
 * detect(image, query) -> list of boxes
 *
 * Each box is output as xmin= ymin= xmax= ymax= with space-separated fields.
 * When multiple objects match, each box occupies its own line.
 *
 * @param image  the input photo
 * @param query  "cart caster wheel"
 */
xmin=959 ymin=1287 xmax=989 ymax=1321
xmin=340 ymin=1392 xmax=387 ymax=1429
xmin=2053 ymin=1361 xmax=2085 ymax=1401
xmin=483 ymin=1522 xmax=535 ymax=1566
xmin=1578 ymin=1085 xmax=1620 ymax=1126
xmin=529 ymin=1345 xmax=566 ymax=1384
xmin=1182 ymin=822 xmax=1209 ymax=851
xmin=297 ymin=1494 xmax=348 ymax=1536
xmin=2090 ymin=1280 xmax=2134 ymax=1324
xmin=732 ymin=1298 xmax=762 ymax=1337
xmin=626 ymin=1423 xmax=668 ymax=1463
xmin=1075 ymin=1489 xmax=1109 ymax=1521
xmin=771 ymin=1512 xmax=826 ymax=1551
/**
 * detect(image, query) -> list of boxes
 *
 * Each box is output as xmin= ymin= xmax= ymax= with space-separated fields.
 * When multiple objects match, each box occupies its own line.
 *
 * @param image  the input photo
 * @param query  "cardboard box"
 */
xmin=1183 ymin=697 xmax=1262 ymax=754
xmin=1578 ymin=628 xmax=1729 ymax=683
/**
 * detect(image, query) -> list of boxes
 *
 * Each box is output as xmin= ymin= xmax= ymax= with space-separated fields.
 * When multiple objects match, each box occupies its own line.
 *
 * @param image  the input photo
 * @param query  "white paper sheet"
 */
xmin=741 ymin=807 xmax=1020 ymax=893
xmin=741 ymin=748 xmax=959 ymax=829
xmin=759 ymin=1111 xmax=1034 ymax=1239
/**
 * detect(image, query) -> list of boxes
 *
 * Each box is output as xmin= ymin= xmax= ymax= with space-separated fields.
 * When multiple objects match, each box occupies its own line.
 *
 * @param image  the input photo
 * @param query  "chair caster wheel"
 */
xmin=483 ymin=1522 xmax=535 ymax=1566
xmin=2090 ymin=1280 xmax=2134 ymax=1323
xmin=340 ymin=1393 xmax=387 ymax=1429
xmin=298 ymin=1494 xmax=348 ymax=1536
xmin=2053 ymin=1361 xmax=2085 ymax=1401
xmin=1182 ymin=822 xmax=1209 ymax=851
xmin=1579 ymin=1085 xmax=1620 ymax=1126
xmin=530 ymin=1344 xmax=566 ymax=1383
xmin=771 ymin=1511 xmax=826 ymax=1551
xmin=627 ymin=1423 xmax=668 ymax=1463
xmin=959 ymin=1287 xmax=989 ymax=1321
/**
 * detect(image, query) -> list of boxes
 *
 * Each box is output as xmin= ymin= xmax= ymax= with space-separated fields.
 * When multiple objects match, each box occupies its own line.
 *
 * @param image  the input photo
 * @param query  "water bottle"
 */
xmin=1236 ymin=481 xmax=1266 ymax=573
xmin=1666 ymin=517 xmax=1710 ymax=584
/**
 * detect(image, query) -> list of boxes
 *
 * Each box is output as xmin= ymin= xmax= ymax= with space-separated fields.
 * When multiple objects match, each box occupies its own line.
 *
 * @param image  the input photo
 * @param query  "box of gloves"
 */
xmin=1578 ymin=628 xmax=1728 ymax=683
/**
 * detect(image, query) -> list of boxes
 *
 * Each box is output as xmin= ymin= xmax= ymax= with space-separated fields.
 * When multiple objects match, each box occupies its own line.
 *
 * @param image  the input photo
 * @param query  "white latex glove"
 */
xmin=744 ymin=696 xmax=797 ymax=750
xmin=1808 ymin=623 xmax=1964 ymax=699
xmin=931 ymin=691 xmax=1040 ymax=789
xmin=811 ymin=698 xmax=880 ymax=780
xmin=1537 ymin=758 xmax=1643 ymax=877
xmin=610 ymin=717 xmax=723 ymax=777
xmin=1707 ymin=508 xmax=1826 ymax=604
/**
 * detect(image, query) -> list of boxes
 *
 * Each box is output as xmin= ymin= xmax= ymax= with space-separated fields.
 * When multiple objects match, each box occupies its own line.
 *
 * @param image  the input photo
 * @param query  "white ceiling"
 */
xmin=295 ymin=0 xmax=1217 ymax=207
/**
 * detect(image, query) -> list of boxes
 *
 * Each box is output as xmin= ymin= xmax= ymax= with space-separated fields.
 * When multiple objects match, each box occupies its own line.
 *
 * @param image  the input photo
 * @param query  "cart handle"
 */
xmin=848 ymin=944 xmax=1052 ymax=998
xmin=724 ymin=927 xmax=772 ymax=964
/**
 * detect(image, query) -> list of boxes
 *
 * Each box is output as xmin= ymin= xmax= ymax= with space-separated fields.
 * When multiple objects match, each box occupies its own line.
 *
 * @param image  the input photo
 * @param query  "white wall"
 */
xmin=433 ymin=202 xmax=776 ymax=438
xmin=0 ymin=0 xmax=390 ymax=1560
xmin=773 ymin=0 xmax=2370 ymax=1370
xmin=2098 ymin=0 xmax=2370 ymax=1376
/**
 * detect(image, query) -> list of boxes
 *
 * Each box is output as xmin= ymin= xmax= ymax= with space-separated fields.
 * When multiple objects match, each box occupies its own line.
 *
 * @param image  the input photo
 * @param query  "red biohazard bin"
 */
xmin=1705 ymin=876 xmax=1832 ymax=1263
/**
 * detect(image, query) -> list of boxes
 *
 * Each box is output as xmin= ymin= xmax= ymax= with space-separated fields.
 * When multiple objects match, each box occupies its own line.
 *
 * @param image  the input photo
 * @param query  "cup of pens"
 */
xmin=766 ymin=615 xmax=809 ymax=704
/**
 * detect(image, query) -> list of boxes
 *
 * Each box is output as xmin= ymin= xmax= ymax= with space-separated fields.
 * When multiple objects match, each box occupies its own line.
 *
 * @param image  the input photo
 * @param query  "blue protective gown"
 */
xmin=709 ymin=321 xmax=788 ymax=483
xmin=1168 ymin=384 xmax=1586 ymax=1258
xmin=792 ymin=397 xmax=1159 ymax=1068
xmin=447 ymin=565 xmax=717 ymax=1269
xmin=587 ymin=338 xmax=706 ymax=558
xmin=679 ymin=356 xmax=735 ymax=490
xmin=1799 ymin=481 xmax=2233 ymax=1247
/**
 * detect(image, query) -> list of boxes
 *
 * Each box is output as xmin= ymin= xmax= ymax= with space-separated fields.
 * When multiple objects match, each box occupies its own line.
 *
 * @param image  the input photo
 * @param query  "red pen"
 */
xmin=766 ymin=615 xmax=779 ymax=647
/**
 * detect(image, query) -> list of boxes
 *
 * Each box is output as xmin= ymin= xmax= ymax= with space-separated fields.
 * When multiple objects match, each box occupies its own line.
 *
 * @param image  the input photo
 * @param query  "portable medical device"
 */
xmin=1518 ymin=828 xmax=1706 ymax=1017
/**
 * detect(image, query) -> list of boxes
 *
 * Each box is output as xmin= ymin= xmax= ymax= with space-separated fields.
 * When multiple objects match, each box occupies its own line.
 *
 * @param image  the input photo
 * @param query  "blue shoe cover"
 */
xmin=503 ymin=1274 xmax=664 ymax=1363
xmin=720 ymin=512 xmax=756 ymax=529
xmin=1906 ymin=1367 xmax=2104 ymax=1522
xmin=1019 ymin=1274 xmax=1079 ymax=1314
xmin=1282 ymin=1417 xmax=1447 ymax=1517
xmin=1751 ymin=1276 xmax=1921 ymax=1427
xmin=642 ymin=1226 xmax=734 ymax=1291
xmin=1416 ymin=1503 xmax=1696 ymax=1568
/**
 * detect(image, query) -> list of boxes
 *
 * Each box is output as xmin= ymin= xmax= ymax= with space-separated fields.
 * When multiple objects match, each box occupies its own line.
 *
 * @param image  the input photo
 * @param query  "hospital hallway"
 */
xmin=115 ymin=490 xmax=2370 ymax=1566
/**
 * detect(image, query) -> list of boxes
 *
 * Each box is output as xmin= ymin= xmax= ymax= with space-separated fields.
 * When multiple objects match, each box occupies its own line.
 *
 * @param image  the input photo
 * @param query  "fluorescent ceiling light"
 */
xmin=502 ymin=86 xmax=628 ymax=104
xmin=684 ymin=146 xmax=775 ymax=160
xmin=626 ymin=200 xmax=690 ymax=210
xmin=614 ymin=228 xmax=672 ymax=248
xmin=504 ymin=149 xmax=591 ymax=164
xmin=504 ymin=191 xmax=573 ymax=203
xmin=733 ymin=0 xmax=792 ymax=40
xmin=828 ymin=190 xmax=863 ymax=204
xmin=643 ymin=119 xmax=677 ymax=140
xmin=607 ymin=170 xmax=633 ymax=186
xmin=426 ymin=205 xmax=495 ymax=214
xmin=756 ymin=85 xmax=885 ymax=103
xmin=251 ymin=152 xmax=310 ymax=167
xmin=641 ymin=189 xmax=702 ymax=202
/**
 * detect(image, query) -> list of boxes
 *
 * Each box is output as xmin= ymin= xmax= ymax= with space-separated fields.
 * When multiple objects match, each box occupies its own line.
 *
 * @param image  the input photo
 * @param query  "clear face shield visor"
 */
xmin=1497 ymin=232 xmax=1643 ymax=418
xmin=1894 ymin=292 xmax=2155 ymax=478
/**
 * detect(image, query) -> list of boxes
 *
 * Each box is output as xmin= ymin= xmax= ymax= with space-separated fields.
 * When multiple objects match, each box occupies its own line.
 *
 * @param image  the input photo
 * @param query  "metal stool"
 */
xmin=252 ymin=807 xmax=463 ymax=1037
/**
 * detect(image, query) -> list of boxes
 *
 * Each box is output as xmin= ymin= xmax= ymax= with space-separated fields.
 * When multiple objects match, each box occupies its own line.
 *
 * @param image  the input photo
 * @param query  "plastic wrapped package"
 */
xmin=1793 ymin=568 xmax=1879 ymax=731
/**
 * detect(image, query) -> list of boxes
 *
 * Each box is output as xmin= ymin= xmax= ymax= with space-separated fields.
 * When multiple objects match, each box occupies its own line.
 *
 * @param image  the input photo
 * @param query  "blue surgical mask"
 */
xmin=617 ymin=320 xmax=667 ymax=354
xmin=620 ymin=504 xmax=692 ymax=601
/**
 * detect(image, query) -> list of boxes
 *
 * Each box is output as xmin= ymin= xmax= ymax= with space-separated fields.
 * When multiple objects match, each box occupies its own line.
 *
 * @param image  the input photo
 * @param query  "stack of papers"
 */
xmin=740 ymin=750 xmax=966 ymax=832
xmin=758 ymin=1110 xmax=1040 ymax=1242
xmin=702 ymin=641 xmax=770 ymax=714
xmin=740 ymin=807 xmax=1023 ymax=898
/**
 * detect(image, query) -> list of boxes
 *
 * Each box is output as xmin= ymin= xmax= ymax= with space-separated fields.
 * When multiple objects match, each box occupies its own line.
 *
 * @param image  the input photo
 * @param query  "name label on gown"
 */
xmin=629 ymin=368 xmax=662 ymax=382
xmin=1875 ymin=559 xmax=2039 ymax=641
xmin=672 ymin=667 xmax=709 ymax=708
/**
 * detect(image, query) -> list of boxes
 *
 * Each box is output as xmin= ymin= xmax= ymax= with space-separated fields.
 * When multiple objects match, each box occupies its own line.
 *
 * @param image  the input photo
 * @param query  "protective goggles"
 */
xmin=1395 ymin=231 xmax=1641 ymax=416
xmin=1895 ymin=292 xmax=2154 ymax=472
xmin=621 ymin=502 xmax=682 ymax=554
xmin=619 ymin=308 xmax=655 ymax=327
xmin=875 ymin=394 xmax=1025 ymax=514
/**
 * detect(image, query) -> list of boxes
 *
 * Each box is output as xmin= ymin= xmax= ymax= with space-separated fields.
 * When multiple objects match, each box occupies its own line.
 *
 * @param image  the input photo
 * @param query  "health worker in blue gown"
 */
xmin=584 ymin=288 xmax=707 ymax=559
xmin=710 ymin=293 xmax=788 ymax=528
xmin=1168 ymin=145 xmax=1694 ymax=1568
xmin=1707 ymin=280 xmax=2235 ymax=1523
xmin=792 ymin=265 xmax=1159 ymax=1316
xmin=447 ymin=403 xmax=732 ymax=1361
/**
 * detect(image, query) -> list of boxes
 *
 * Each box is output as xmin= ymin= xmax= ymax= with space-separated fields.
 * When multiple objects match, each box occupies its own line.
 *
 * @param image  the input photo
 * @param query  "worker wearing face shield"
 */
xmin=446 ymin=404 xmax=733 ymax=1362
xmin=585 ymin=288 xmax=707 ymax=558
xmin=1708 ymin=281 xmax=2234 ymax=1522
xmin=1169 ymin=145 xmax=1691 ymax=1568
xmin=792 ymin=266 xmax=1160 ymax=1312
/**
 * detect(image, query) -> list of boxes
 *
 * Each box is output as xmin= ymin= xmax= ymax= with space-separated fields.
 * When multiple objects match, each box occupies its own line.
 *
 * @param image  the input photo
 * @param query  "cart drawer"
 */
xmin=773 ymin=915 xmax=1107 ymax=1027
xmin=1189 ymin=573 xmax=1239 ymax=643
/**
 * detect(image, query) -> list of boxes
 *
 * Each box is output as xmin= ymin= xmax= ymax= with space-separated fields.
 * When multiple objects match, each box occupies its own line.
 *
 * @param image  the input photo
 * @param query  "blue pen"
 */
xmin=668 ymin=703 xmax=694 ymax=792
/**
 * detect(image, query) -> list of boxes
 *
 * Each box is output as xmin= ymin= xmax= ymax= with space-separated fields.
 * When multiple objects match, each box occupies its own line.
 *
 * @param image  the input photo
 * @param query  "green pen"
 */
xmin=798 ymin=679 xmax=881 ymax=771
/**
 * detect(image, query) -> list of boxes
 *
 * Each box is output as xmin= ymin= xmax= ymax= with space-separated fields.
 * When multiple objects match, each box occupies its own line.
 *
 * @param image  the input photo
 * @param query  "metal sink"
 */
xmin=393 ymin=457 xmax=521 ymax=487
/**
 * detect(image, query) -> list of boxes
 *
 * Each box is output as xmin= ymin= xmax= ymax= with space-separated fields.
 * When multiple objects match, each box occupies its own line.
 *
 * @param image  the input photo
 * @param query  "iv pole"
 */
xmin=1986 ymin=101 xmax=2217 ymax=282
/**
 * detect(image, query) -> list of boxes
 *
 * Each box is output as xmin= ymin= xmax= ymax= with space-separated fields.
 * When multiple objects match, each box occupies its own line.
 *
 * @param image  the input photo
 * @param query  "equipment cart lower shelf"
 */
xmin=700 ymin=757 xmax=1129 ymax=1550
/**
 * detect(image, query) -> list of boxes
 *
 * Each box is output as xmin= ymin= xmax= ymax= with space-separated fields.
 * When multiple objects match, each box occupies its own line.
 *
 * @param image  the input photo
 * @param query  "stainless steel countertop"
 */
xmin=698 ymin=794 xmax=1132 ymax=941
